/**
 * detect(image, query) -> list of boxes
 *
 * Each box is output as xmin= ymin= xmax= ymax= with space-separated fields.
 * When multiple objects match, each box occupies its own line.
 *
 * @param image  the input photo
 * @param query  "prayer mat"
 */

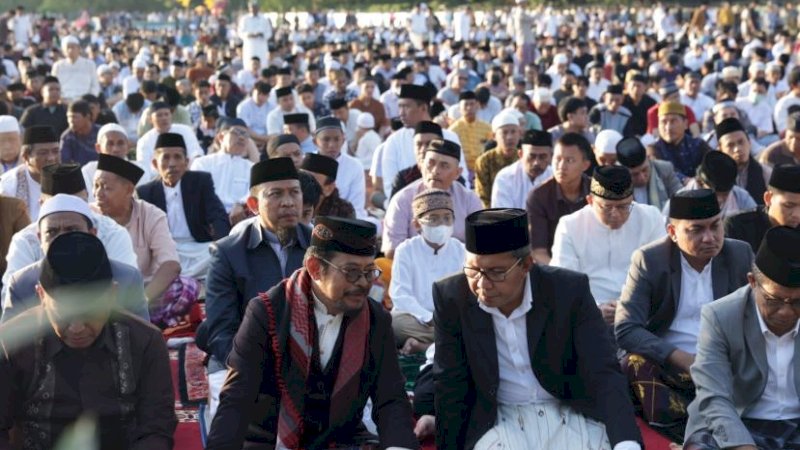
xmin=171 ymin=346 xmax=204 ymax=450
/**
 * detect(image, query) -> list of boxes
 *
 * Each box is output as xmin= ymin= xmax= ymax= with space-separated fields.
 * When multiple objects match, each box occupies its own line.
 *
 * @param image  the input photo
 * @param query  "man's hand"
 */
xmin=599 ymin=301 xmax=617 ymax=326
xmin=667 ymin=349 xmax=696 ymax=374
xmin=414 ymin=415 xmax=435 ymax=440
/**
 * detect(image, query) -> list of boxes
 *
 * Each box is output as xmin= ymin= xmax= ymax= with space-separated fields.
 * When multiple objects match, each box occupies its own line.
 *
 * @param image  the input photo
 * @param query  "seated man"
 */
xmin=314 ymin=116 xmax=368 ymax=219
xmin=82 ymin=123 xmax=148 ymax=203
xmin=652 ymin=101 xmax=710 ymax=183
xmin=616 ymin=136 xmax=683 ymax=211
xmin=391 ymin=189 xmax=465 ymax=355
xmin=615 ymin=189 xmax=753 ymax=434
xmin=383 ymin=139 xmax=482 ymax=259
xmin=2 ymin=163 xmax=138 ymax=301
xmin=474 ymin=110 xmax=523 ymax=207
xmin=137 ymin=133 xmax=230 ymax=279
xmin=282 ymin=112 xmax=317 ymax=155
xmin=202 ymin=157 xmax=310 ymax=420
xmin=390 ymin=120 xmax=443 ymax=198
xmin=135 ymin=101 xmax=204 ymax=181
xmin=0 ymin=232 xmax=176 ymax=449
xmin=265 ymin=133 xmax=304 ymax=168
xmin=727 ymin=164 xmax=800 ymax=251
xmin=759 ymin=111 xmax=800 ymax=167
xmin=3 ymin=194 xmax=148 ymax=322
xmin=300 ymin=153 xmax=356 ymax=219
xmin=434 ymin=208 xmax=642 ymax=450
xmin=551 ymin=166 xmax=665 ymax=325
xmin=0 ymin=125 xmax=60 ymax=221
xmin=526 ymin=132 xmax=593 ymax=265
xmin=683 ymin=226 xmax=800 ymax=450
xmin=59 ymin=100 xmax=100 ymax=166
xmin=715 ymin=117 xmax=771 ymax=206
xmin=491 ymin=129 xmax=554 ymax=209
xmin=205 ymin=217 xmax=417 ymax=449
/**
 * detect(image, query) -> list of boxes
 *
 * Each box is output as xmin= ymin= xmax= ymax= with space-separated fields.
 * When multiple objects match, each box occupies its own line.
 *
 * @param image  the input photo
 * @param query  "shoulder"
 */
xmin=115 ymin=311 xmax=167 ymax=344
xmin=532 ymin=178 xmax=556 ymax=199
xmin=109 ymin=259 xmax=142 ymax=280
xmin=212 ymin=222 xmax=252 ymax=252
xmin=494 ymin=162 xmax=518 ymax=180
xmin=636 ymin=236 xmax=673 ymax=262
xmin=185 ymin=170 xmax=213 ymax=184
xmin=651 ymin=159 xmax=676 ymax=172
xmin=136 ymin=178 xmax=160 ymax=194
xmin=721 ymin=238 xmax=753 ymax=258
xmin=703 ymin=285 xmax=751 ymax=319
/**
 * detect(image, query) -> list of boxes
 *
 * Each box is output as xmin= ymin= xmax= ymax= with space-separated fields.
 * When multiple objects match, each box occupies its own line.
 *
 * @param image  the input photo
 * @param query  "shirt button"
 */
xmin=538 ymin=410 xmax=544 ymax=417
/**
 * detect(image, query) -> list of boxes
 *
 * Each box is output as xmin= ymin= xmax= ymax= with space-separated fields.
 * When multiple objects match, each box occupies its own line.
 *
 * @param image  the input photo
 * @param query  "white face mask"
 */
xmin=421 ymin=224 xmax=453 ymax=246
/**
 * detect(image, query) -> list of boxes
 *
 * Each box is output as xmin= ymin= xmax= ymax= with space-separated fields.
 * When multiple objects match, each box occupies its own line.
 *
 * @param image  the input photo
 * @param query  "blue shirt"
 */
xmin=60 ymin=124 xmax=100 ymax=166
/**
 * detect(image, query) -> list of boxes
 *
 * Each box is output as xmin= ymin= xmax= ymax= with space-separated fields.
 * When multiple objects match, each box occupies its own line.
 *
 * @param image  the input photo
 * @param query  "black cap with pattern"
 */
xmin=311 ymin=216 xmax=377 ymax=256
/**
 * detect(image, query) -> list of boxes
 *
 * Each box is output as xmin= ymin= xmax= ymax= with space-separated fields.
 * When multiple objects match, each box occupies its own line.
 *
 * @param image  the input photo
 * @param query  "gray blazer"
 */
xmin=2 ymin=259 xmax=149 ymax=323
xmin=615 ymin=236 xmax=753 ymax=365
xmin=647 ymin=159 xmax=683 ymax=211
xmin=685 ymin=286 xmax=793 ymax=448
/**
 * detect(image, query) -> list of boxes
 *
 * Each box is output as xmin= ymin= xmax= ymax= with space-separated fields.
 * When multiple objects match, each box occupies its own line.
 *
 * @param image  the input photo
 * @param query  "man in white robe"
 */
xmin=491 ymin=130 xmax=554 ymax=209
xmin=0 ymin=126 xmax=61 ymax=222
xmin=238 ymin=2 xmax=272 ymax=64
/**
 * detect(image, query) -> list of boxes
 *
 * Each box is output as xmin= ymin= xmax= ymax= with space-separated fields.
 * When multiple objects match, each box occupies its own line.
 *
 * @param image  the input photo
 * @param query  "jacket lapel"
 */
xmin=711 ymin=245 xmax=731 ymax=300
xmin=152 ymin=181 xmax=167 ymax=212
xmin=743 ymin=289 xmax=768 ymax=381
xmin=465 ymin=293 xmax=499 ymax=387
xmin=526 ymin=267 xmax=551 ymax=359
xmin=648 ymin=161 xmax=664 ymax=207
xmin=180 ymin=173 xmax=196 ymax=228
xmin=669 ymin=242 xmax=683 ymax=314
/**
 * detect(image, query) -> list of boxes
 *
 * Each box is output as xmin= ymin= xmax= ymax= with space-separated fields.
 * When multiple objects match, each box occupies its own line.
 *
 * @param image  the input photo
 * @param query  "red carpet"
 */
xmin=170 ymin=346 xmax=204 ymax=450
xmin=637 ymin=417 xmax=675 ymax=450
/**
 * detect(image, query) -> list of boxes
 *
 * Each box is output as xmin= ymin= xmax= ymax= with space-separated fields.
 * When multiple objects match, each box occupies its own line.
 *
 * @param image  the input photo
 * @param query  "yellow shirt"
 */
xmin=449 ymin=117 xmax=494 ymax=170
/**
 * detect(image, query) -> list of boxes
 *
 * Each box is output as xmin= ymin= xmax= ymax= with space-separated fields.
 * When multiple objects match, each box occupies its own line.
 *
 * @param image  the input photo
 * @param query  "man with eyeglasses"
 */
xmin=491 ymin=129 xmax=553 ymax=209
xmin=200 ymin=157 xmax=310 ymax=423
xmin=206 ymin=216 xmax=417 ymax=450
xmin=390 ymin=189 xmax=465 ymax=356
xmin=0 ymin=125 xmax=60 ymax=221
xmin=615 ymin=189 xmax=753 ymax=439
xmin=683 ymin=226 xmax=800 ymax=450
xmin=434 ymin=208 xmax=642 ymax=450
xmin=727 ymin=164 xmax=800 ymax=252
xmin=551 ymin=166 xmax=664 ymax=326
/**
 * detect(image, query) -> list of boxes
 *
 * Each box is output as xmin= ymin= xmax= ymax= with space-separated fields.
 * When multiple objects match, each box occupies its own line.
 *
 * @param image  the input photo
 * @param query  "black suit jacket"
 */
xmin=210 ymin=94 xmax=243 ymax=119
xmin=136 ymin=170 xmax=230 ymax=243
xmin=433 ymin=265 xmax=641 ymax=450
xmin=205 ymin=287 xmax=418 ymax=450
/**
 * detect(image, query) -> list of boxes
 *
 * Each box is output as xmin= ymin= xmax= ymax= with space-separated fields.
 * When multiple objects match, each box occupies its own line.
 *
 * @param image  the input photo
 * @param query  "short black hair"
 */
xmin=68 ymin=100 xmax=92 ymax=117
xmin=556 ymin=132 xmax=592 ymax=161
xmin=298 ymin=170 xmax=322 ymax=208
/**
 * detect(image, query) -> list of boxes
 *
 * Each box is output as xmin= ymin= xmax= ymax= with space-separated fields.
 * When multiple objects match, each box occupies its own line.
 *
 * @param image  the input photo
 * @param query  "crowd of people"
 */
xmin=0 ymin=1 xmax=800 ymax=449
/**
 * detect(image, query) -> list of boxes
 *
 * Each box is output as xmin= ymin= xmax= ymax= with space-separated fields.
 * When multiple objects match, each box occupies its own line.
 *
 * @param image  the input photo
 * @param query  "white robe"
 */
xmin=238 ymin=14 xmax=272 ymax=63
xmin=190 ymin=152 xmax=253 ymax=213
xmin=491 ymin=162 xmax=553 ymax=209
xmin=0 ymin=166 xmax=41 ymax=221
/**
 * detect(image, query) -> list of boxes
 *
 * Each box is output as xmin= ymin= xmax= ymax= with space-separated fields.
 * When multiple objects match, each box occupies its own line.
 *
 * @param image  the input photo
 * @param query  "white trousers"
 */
xmin=205 ymin=369 xmax=227 ymax=425
xmin=474 ymin=402 xmax=612 ymax=450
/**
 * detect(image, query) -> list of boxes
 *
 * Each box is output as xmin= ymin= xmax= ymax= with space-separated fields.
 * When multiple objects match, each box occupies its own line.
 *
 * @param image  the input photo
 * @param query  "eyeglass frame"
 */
xmin=463 ymin=258 xmax=523 ymax=283
xmin=755 ymin=279 xmax=800 ymax=311
xmin=593 ymin=199 xmax=634 ymax=214
xmin=319 ymin=257 xmax=382 ymax=284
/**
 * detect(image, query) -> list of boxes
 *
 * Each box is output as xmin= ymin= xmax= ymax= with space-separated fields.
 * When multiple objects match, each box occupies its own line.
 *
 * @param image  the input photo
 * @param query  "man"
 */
xmin=301 ymin=153 xmax=355 ymax=219
xmin=622 ymin=72 xmax=657 ymax=137
xmin=594 ymin=129 xmax=623 ymax=166
xmin=391 ymin=189 xmax=465 ymax=355
xmin=589 ymin=84 xmax=632 ymax=134
xmin=391 ymin=121 xmax=444 ymax=198
xmin=238 ymin=1 xmax=272 ymax=64
xmin=136 ymin=102 xmax=204 ymax=180
xmin=716 ymin=117 xmax=771 ymax=205
xmin=474 ymin=110 xmax=523 ymax=208
xmin=187 ymin=80 xmax=213 ymax=128
xmin=329 ymin=98 xmax=361 ymax=153
xmin=760 ymin=112 xmax=800 ymax=167
xmin=653 ymin=101 xmax=711 ymax=182
xmin=349 ymin=76 xmax=388 ymax=134
xmin=735 ymin=77 xmax=774 ymax=144
xmin=773 ymin=67 xmax=800 ymax=134
xmin=122 ymin=60 xmax=148 ymax=98
xmin=51 ymin=35 xmax=100 ymax=101
xmin=205 ymin=216 xmax=417 ymax=449
xmin=82 ymin=123 xmax=143 ymax=203
xmin=434 ymin=208 xmax=642 ymax=450
xmin=551 ymin=166 xmax=665 ymax=325
xmin=236 ymin=81 xmax=273 ymax=146
xmin=266 ymin=86 xmax=316 ymax=135
xmin=727 ymin=164 xmax=800 ymax=251
xmin=265 ymin=133 xmax=304 ymax=168
xmin=283 ymin=113 xmax=316 ymax=154
xmin=646 ymin=82 xmax=700 ymax=136
xmin=680 ymin=72 xmax=715 ymax=123
xmin=683 ymin=226 xmax=800 ymax=450
xmin=20 ymin=76 xmax=69 ymax=137
xmin=383 ymin=139 xmax=482 ymax=259
xmin=60 ymin=100 xmax=100 ymax=166
xmin=210 ymin=74 xmax=242 ymax=119
xmin=202 ymin=157 xmax=310 ymax=421
xmin=615 ymin=189 xmax=754 ymax=434
xmin=491 ymin=129 xmax=554 ymax=209
xmin=0 ymin=126 xmax=60 ymax=221
xmin=137 ymin=133 xmax=230 ymax=279
xmin=313 ymin=116 xmax=367 ymax=219
xmin=2 ymin=194 xmax=148 ymax=323
xmin=0 ymin=195 xmax=28 ymax=288
xmin=190 ymin=118 xmax=254 ymax=217
xmin=0 ymin=232 xmax=176 ymax=449
xmin=526 ymin=132 xmax=592 ymax=265
xmin=616 ymin=136 xmax=683 ymax=210
xmin=0 ymin=116 xmax=20 ymax=176
xmin=549 ymin=96 xmax=595 ymax=144
xmin=322 ymin=68 xmax=359 ymax=105
xmin=448 ymin=90 xmax=493 ymax=173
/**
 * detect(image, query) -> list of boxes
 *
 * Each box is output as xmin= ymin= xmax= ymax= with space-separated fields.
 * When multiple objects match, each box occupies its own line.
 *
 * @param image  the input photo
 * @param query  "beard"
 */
xmin=275 ymin=226 xmax=297 ymax=246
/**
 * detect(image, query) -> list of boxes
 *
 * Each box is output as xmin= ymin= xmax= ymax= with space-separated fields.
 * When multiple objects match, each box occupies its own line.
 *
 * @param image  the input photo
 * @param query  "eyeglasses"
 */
xmin=463 ymin=258 xmax=523 ymax=283
xmin=594 ymin=201 xmax=634 ymax=214
xmin=320 ymin=258 xmax=382 ymax=284
xmin=757 ymin=280 xmax=800 ymax=311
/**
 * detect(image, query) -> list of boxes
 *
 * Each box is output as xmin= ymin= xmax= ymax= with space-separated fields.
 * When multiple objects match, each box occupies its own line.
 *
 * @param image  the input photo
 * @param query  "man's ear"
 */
xmin=306 ymin=256 xmax=322 ymax=281
xmin=245 ymin=195 xmax=259 ymax=215
xmin=35 ymin=284 xmax=45 ymax=302
xmin=586 ymin=195 xmax=593 ymax=205
xmin=764 ymin=190 xmax=772 ymax=208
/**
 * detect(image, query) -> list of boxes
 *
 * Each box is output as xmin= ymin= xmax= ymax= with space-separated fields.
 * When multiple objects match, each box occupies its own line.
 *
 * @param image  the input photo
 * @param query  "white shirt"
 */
xmin=490 ymin=162 xmax=552 ymax=209
xmin=680 ymin=91 xmax=715 ymax=125
xmin=51 ymin=57 xmax=100 ymax=100
xmin=313 ymin=294 xmax=344 ymax=368
xmin=235 ymin=70 xmax=258 ymax=94
xmin=266 ymin=105 xmax=316 ymax=135
xmin=479 ymin=276 xmax=558 ymax=405
xmin=380 ymin=89 xmax=400 ymax=120
xmin=746 ymin=304 xmax=800 ymax=420
xmin=236 ymin=97 xmax=274 ymax=136
xmin=550 ymin=203 xmax=666 ymax=304
xmin=136 ymin=124 xmax=204 ymax=181
xmin=774 ymin=92 xmax=800 ymax=134
xmin=587 ymin=79 xmax=610 ymax=102
xmin=390 ymin=236 xmax=465 ymax=324
xmin=238 ymin=14 xmax=272 ymax=63
xmin=2 ymin=210 xmax=138 ymax=303
xmin=190 ymin=152 xmax=253 ymax=213
xmin=380 ymin=127 xmax=466 ymax=196
xmin=663 ymin=255 xmax=715 ymax=354
xmin=736 ymin=96 xmax=775 ymax=135
xmin=163 ymin=180 xmax=192 ymax=241
xmin=331 ymin=151 xmax=367 ymax=219
xmin=355 ymin=129 xmax=381 ymax=171
xmin=121 ymin=75 xmax=142 ymax=98
xmin=0 ymin=165 xmax=41 ymax=221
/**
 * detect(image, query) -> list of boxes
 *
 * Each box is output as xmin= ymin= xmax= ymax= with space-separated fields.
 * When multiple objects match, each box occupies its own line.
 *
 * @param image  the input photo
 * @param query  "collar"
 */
xmin=478 ymin=273 xmax=532 ymax=320
xmin=247 ymin=220 xmax=309 ymax=250
xmin=755 ymin=296 xmax=800 ymax=338
xmin=312 ymin=290 xmax=342 ymax=322
xmin=43 ymin=318 xmax=114 ymax=359
xmin=679 ymin=252 xmax=713 ymax=276
xmin=555 ymin=175 xmax=589 ymax=202
xmin=162 ymin=179 xmax=182 ymax=192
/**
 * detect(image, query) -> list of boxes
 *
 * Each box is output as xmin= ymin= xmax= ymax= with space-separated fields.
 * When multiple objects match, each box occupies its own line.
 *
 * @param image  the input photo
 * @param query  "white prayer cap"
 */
xmin=0 ymin=115 xmax=20 ymax=134
xmin=491 ymin=110 xmax=520 ymax=132
xmin=640 ymin=134 xmax=657 ymax=148
xmin=721 ymin=66 xmax=742 ymax=79
xmin=553 ymin=53 xmax=568 ymax=65
xmin=97 ymin=123 xmax=128 ymax=141
xmin=38 ymin=194 xmax=92 ymax=225
xmin=594 ymin=129 xmax=623 ymax=155
xmin=749 ymin=62 xmax=766 ymax=74
xmin=357 ymin=112 xmax=375 ymax=129
xmin=61 ymin=35 xmax=80 ymax=53
xmin=96 ymin=64 xmax=112 ymax=76
xmin=620 ymin=45 xmax=635 ymax=56
xmin=502 ymin=107 xmax=524 ymax=122
xmin=325 ymin=60 xmax=342 ymax=72
xmin=532 ymin=88 xmax=552 ymax=103
xmin=767 ymin=62 xmax=783 ymax=73
xmin=132 ymin=59 xmax=148 ymax=70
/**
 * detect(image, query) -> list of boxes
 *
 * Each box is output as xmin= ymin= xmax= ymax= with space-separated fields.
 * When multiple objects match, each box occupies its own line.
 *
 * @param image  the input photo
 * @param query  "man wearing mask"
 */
xmin=491 ymin=130 xmax=554 ymax=209
xmin=390 ymin=189 xmax=465 ymax=355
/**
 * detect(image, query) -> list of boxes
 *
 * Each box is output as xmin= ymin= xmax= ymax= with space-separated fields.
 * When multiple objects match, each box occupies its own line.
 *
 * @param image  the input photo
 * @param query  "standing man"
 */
xmin=51 ymin=36 xmax=100 ymax=102
xmin=434 ymin=208 xmax=642 ymax=450
xmin=491 ymin=130 xmax=554 ymax=209
xmin=205 ymin=216 xmax=418 ymax=449
xmin=238 ymin=1 xmax=272 ymax=65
